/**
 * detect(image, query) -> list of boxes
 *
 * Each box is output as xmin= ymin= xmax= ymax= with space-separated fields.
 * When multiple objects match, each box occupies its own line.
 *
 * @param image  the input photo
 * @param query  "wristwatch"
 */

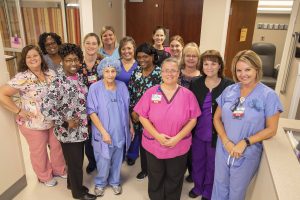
xmin=244 ymin=137 xmax=251 ymax=147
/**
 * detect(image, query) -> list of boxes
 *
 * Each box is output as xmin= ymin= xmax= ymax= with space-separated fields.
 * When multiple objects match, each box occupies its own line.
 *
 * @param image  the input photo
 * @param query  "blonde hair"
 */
xmin=99 ymin=26 xmax=118 ymax=48
xmin=180 ymin=42 xmax=201 ymax=69
xmin=231 ymin=50 xmax=262 ymax=82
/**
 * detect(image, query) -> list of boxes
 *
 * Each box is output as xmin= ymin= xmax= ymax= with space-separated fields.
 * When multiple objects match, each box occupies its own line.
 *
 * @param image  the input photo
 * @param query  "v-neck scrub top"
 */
xmin=134 ymin=85 xmax=201 ymax=159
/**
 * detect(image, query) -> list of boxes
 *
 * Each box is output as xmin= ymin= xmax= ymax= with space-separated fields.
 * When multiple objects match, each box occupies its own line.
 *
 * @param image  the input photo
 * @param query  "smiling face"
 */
xmin=26 ymin=49 xmax=42 ymax=71
xmin=102 ymin=66 xmax=117 ymax=84
xmin=170 ymin=40 xmax=183 ymax=58
xmin=184 ymin=49 xmax=199 ymax=69
xmin=84 ymin=36 xmax=99 ymax=56
xmin=153 ymin=29 xmax=166 ymax=47
xmin=101 ymin=30 xmax=116 ymax=47
xmin=45 ymin=36 xmax=58 ymax=55
xmin=161 ymin=61 xmax=180 ymax=85
xmin=203 ymin=59 xmax=220 ymax=78
xmin=62 ymin=54 xmax=80 ymax=76
xmin=121 ymin=42 xmax=135 ymax=61
xmin=236 ymin=61 xmax=258 ymax=86
xmin=136 ymin=52 xmax=154 ymax=70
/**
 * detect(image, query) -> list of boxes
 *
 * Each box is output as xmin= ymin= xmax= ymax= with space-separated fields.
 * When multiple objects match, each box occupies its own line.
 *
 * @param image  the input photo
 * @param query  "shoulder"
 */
xmin=153 ymin=65 xmax=161 ymax=73
xmin=116 ymin=80 xmax=127 ymax=88
xmin=190 ymin=76 xmax=204 ymax=85
xmin=257 ymin=83 xmax=278 ymax=99
xmin=146 ymin=85 xmax=160 ymax=94
xmin=90 ymin=80 xmax=102 ymax=90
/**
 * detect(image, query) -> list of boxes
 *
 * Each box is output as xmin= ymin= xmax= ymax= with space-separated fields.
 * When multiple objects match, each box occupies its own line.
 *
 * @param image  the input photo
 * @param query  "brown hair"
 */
xmin=118 ymin=36 xmax=136 ymax=57
xmin=169 ymin=35 xmax=184 ymax=47
xmin=200 ymin=50 xmax=224 ymax=78
xmin=231 ymin=50 xmax=262 ymax=82
xmin=18 ymin=45 xmax=48 ymax=72
xmin=83 ymin=32 xmax=100 ymax=45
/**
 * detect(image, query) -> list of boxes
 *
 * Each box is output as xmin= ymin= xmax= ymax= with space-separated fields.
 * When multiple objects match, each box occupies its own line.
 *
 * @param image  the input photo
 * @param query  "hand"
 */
xmin=131 ymin=111 xmax=139 ymax=123
xmin=163 ymin=135 xmax=180 ymax=148
xmin=19 ymin=109 xmax=35 ymax=120
xmin=224 ymin=140 xmax=235 ymax=155
xmin=155 ymin=133 xmax=170 ymax=146
xmin=230 ymin=140 xmax=247 ymax=158
xmin=102 ymin=132 xmax=112 ymax=145
xmin=130 ymin=126 xmax=135 ymax=141
xmin=67 ymin=118 xmax=80 ymax=129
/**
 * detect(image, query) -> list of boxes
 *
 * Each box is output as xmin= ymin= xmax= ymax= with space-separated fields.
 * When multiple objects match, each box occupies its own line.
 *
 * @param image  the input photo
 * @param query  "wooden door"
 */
xmin=224 ymin=0 xmax=259 ymax=78
xmin=125 ymin=0 xmax=203 ymax=46
xmin=163 ymin=0 xmax=203 ymax=45
xmin=125 ymin=0 xmax=164 ymax=45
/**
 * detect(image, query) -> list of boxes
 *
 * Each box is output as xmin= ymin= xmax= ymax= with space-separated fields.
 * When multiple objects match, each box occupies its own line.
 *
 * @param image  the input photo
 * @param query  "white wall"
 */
xmin=252 ymin=13 xmax=290 ymax=66
xmin=276 ymin=0 xmax=300 ymax=118
xmin=0 ymin=35 xmax=26 ymax=197
xmin=200 ymin=0 xmax=231 ymax=56
xmin=92 ymin=0 xmax=124 ymax=41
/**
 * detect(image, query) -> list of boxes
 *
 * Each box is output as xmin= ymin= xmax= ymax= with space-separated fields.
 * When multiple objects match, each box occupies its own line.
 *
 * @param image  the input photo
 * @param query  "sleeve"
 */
xmin=216 ymin=86 xmax=230 ymax=108
xmin=133 ymin=88 xmax=152 ymax=119
xmin=264 ymin=91 xmax=283 ymax=118
xmin=128 ymin=72 xmax=136 ymax=113
xmin=7 ymin=73 xmax=26 ymax=91
xmin=188 ymin=91 xmax=201 ymax=119
xmin=41 ymin=79 xmax=65 ymax=125
xmin=86 ymin=84 xmax=98 ymax=115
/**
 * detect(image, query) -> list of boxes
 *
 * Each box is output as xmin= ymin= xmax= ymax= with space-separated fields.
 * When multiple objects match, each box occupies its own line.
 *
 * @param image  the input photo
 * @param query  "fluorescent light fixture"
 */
xmin=258 ymin=1 xmax=293 ymax=6
xmin=258 ymin=7 xmax=292 ymax=11
xmin=66 ymin=3 xmax=79 ymax=7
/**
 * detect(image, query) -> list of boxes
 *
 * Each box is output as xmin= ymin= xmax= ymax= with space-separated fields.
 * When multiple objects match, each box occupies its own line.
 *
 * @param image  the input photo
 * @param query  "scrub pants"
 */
xmin=60 ymin=141 xmax=85 ymax=199
xmin=146 ymin=151 xmax=188 ymax=200
xmin=19 ymin=125 xmax=65 ymax=182
xmin=212 ymin=141 xmax=262 ymax=200
xmin=94 ymin=146 xmax=124 ymax=187
xmin=192 ymin=139 xmax=215 ymax=199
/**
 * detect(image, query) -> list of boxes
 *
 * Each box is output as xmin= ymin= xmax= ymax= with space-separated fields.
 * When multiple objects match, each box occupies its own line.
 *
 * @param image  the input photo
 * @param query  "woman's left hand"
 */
xmin=230 ymin=140 xmax=247 ymax=158
xmin=130 ymin=126 xmax=135 ymax=141
xmin=163 ymin=135 xmax=180 ymax=148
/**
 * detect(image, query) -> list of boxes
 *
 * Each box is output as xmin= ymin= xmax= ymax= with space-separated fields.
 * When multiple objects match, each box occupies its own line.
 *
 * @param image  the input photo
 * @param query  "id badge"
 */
xmin=151 ymin=94 xmax=162 ymax=103
xmin=87 ymin=75 xmax=97 ymax=84
xmin=232 ymin=107 xmax=245 ymax=119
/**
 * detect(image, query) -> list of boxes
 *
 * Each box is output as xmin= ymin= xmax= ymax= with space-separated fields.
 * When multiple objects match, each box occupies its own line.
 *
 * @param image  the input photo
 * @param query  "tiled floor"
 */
xmin=13 ymin=135 xmax=197 ymax=200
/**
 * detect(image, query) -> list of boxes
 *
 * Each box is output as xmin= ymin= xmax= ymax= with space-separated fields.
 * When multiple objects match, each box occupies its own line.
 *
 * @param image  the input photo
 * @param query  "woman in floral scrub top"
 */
xmin=0 ymin=45 xmax=65 ymax=187
xmin=42 ymin=44 xmax=96 ymax=200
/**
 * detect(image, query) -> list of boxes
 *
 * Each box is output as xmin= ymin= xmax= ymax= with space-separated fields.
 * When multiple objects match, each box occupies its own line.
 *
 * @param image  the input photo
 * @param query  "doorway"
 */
xmin=125 ymin=0 xmax=203 ymax=46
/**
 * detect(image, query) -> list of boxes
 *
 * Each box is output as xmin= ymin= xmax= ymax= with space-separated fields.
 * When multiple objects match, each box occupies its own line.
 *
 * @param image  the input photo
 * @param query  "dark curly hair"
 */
xmin=18 ymin=45 xmax=48 ymax=72
xmin=58 ymin=43 xmax=83 ymax=63
xmin=38 ymin=32 xmax=62 ymax=54
xmin=135 ymin=42 xmax=158 ymax=65
xmin=199 ymin=50 xmax=224 ymax=78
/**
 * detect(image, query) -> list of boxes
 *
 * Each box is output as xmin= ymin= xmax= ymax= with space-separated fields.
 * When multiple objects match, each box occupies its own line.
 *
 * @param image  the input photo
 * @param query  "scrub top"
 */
xmin=134 ymin=85 xmax=201 ymax=159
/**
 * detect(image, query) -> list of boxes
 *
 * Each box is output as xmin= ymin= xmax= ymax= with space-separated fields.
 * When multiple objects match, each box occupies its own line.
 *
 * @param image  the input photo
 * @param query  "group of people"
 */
xmin=0 ymin=25 xmax=283 ymax=200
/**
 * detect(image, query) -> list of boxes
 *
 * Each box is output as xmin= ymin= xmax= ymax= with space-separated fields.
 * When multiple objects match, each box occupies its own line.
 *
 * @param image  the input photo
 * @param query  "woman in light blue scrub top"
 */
xmin=99 ymin=26 xmax=120 ymax=60
xmin=212 ymin=50 xmax=283 ymax=200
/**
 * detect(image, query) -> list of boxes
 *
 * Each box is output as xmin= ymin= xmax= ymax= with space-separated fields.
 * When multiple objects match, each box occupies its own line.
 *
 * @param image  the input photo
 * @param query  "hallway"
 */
xmin=13 ymin=134 xmax=195 ymax=200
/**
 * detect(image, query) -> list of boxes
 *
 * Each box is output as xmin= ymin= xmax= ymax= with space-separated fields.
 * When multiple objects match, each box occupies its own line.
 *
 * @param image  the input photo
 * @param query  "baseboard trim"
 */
xmin=0 ymin=175 xmax=27 ymax=200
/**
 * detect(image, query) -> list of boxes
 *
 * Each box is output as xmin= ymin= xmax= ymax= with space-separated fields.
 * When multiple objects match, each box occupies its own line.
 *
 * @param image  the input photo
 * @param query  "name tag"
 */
xmin=151 ymin=94 xmax=162 ymax=103
xmin=87 ymin=75 xmax=97 ymax=83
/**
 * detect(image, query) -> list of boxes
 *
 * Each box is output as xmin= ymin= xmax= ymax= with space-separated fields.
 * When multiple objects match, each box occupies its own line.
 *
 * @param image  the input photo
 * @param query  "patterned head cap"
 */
xmin=97 ymin=57 xmax=121 ymax=77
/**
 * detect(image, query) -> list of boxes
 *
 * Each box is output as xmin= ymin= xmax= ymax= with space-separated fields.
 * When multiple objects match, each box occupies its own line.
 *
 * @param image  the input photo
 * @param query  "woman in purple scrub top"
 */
xmin=212 ymin=50 xmax=283 ymax=200
xmin=134 ymin=57 xmax=201 ymax=200
xmin=189 ymin=50 xmax=233 ymax=199
xmin=116 ymin=36 xmax=138 ymax=85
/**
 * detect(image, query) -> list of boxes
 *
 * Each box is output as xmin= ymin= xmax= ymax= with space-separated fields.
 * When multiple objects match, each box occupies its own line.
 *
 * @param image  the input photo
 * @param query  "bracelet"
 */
xmin=16 ymin=108 xmax=21 ymax=114
xmin=244 ymin=137 xmax=251 ymax=147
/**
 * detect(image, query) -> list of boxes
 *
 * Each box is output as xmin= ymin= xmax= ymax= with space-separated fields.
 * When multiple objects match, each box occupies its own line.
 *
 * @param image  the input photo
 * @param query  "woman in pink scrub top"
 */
xmin=134 ymin=57 xmax=201 ymax=200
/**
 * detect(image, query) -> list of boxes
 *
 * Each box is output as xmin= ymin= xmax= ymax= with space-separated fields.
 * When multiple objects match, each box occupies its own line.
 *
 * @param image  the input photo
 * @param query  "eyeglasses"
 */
xmin=185 ymin=54 xmax=198 ymax=59
xmin=64 ymin=58 xmax=80 ymax=65
xmin=45 ymin=41 xmax=57 ymax=48
xmin=161 ymin=69 xmax=179 ymax=74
